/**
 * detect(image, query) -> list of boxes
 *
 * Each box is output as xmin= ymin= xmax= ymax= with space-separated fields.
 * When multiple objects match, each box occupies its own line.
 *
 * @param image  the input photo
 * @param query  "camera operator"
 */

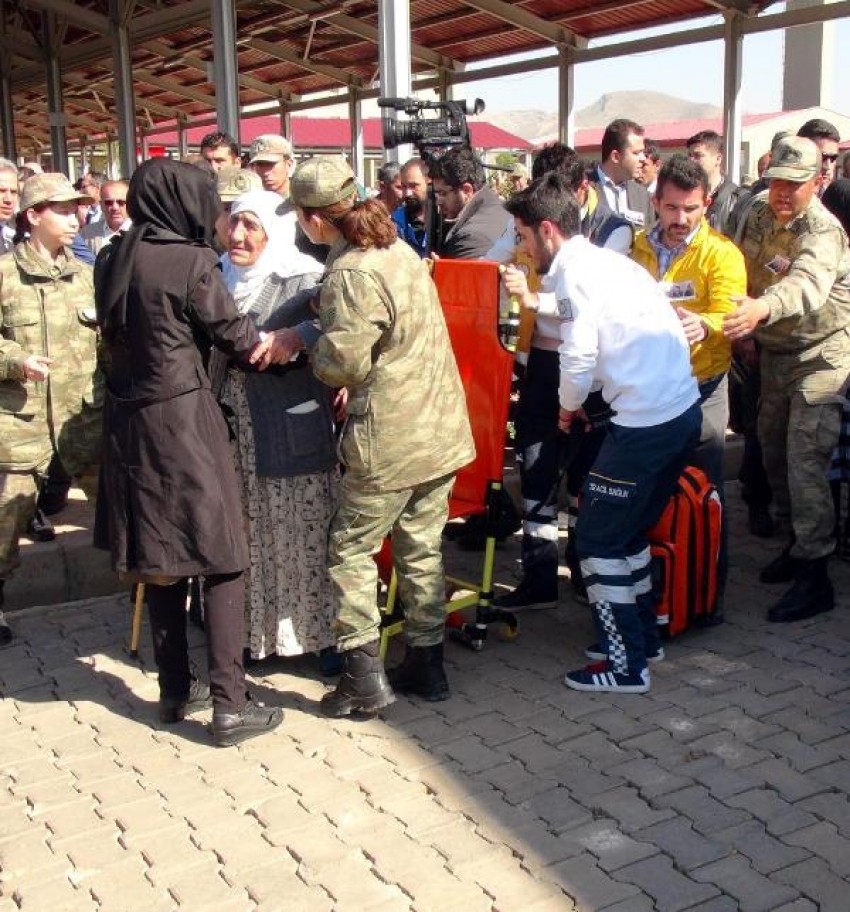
xmin=430 ymin=147 xmax=510 ymax=259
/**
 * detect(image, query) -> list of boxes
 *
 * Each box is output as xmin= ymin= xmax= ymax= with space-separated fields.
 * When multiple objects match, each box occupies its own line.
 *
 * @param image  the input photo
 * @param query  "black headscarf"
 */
xmin=95 ymin=158 xmax=221 ymax=331
xmin=821 ymin=179 xmax=850 ymax=237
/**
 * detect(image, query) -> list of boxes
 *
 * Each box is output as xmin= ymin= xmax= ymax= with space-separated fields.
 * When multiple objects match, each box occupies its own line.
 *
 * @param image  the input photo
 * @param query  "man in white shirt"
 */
xmin=505 ymin=173 xmax=701 ymax=693
xmin=0 ymin=158 xmax=19 ymax=254
xmin=592 ymin=118 xmax=655 ymax=230
xmin=80 ymin=179 xmax=131 ymax=255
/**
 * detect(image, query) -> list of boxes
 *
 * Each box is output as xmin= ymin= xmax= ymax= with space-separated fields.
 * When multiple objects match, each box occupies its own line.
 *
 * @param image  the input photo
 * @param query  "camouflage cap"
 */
xmin=248 ymin=134 xmax=293 ymax=164
xmin=764 ymin=136 xmax=820 ymax=183
xmin=511 ymin=163 xmax=528 ymax=178
xmin=290 ymin=156 xmax=357 ymax=209
xmin=216 ymin=165 xmax=262 ymax=202
xmin=20 ymin=172 xmax=93 ymax=210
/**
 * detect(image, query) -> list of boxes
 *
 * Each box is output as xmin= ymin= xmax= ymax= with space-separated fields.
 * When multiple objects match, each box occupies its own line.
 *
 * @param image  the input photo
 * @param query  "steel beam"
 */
xmin=43 ymin=12 xmax=68 ymax=172
xmin=211 ymin=0 xmax=240 ymax=143
xmin=462 ymin=0 xmax=581 ymax=47
xmin=378 ymin=0 xmax=413 ymax=165
xmin=21 ymin=0 xmax=109 ymax=36
xmin=1 ymin=73 xmax=17 ymax=160
xmin=558 ymin=46 xmax=576 ymax=148
xmin=247 ymin=37 xmax=365 ymax=87
xmin=135 ymin=69 xmax=217 ymax=106
xmin=723 ymin=10 xmax=744 ymax=184
xmin=349 ymin=88 xmax=364 ymax=181
xmin=63 ymin=74 xmax=176 ymax=120
xmin=111 ymin=0 xmax=137 ymax=176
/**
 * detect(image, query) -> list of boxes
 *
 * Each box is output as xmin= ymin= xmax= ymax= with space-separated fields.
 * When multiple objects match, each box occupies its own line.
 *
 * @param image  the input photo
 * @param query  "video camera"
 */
xmin=377 ymin=96 xmax=485 ymax=162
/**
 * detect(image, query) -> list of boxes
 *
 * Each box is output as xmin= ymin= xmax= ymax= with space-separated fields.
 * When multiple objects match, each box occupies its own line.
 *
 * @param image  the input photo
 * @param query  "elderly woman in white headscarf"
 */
xmin=219 ymin=189 xmax=338 ymax=663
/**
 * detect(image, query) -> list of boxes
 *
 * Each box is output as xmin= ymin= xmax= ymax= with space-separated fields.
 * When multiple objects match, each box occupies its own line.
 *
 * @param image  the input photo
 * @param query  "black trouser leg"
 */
xmin=146 ymin=580 xmax=190 ymax=699
xmin=203 ymin=571 xmax=247 ymax=715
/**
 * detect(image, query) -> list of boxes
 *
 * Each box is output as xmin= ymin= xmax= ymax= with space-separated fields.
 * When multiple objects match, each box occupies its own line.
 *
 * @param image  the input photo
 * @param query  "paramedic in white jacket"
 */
xmin=505 ymin=173 xmax=701 ymax=693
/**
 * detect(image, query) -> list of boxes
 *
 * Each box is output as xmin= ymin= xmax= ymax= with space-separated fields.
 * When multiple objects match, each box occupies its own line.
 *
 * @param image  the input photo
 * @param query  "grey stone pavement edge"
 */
xmin=2 ymin=488 xmax=849 ymax=912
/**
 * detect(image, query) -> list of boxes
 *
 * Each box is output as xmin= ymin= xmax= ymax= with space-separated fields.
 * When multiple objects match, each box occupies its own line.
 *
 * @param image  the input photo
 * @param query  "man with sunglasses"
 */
xmin=80 ymin=180 xmax=131 ymax=256
xmin=797 ymin=119 xmax=841 ymax=196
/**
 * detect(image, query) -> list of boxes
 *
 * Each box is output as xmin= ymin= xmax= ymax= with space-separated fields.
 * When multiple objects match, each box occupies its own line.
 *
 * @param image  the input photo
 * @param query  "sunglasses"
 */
xmin=103 ymin=199 xmax=127 ymax=206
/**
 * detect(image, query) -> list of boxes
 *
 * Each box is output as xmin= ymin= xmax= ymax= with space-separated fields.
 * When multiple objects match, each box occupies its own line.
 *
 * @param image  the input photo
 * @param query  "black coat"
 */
xmin=95 ymin=240 xmax=259 ymax=578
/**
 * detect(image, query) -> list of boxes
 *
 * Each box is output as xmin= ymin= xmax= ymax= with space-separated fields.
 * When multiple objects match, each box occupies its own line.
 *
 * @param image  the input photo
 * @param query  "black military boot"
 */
xmin=320 ymin=641 xmax=395 ymax=717
xmin=387 ymin=643 xmax=450 ymax=702
xmin=767 ymin=557 xmax=834 ymax=623
xmin=759 ymin=545 xmax=800 ymax=584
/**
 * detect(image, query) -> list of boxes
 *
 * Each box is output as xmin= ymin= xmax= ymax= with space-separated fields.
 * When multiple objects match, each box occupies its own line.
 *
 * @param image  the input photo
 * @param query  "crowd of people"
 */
xmin=0 ymin=111 xmax=848 ymax=739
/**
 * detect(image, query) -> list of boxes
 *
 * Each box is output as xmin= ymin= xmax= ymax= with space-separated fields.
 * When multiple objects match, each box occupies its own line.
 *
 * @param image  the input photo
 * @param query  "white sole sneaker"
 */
xmin=584 ymin=644 xmax=665 ymax=664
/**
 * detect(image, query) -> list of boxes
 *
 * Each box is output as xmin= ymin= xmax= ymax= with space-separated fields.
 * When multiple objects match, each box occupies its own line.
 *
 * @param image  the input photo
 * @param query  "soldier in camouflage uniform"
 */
xmin=724 ymin=137 xmax=850 ymax=622
xmin=0 ymin=173 xmax=102 ymax=645
xmin=289 ymin=156 xmax=474 ymax=717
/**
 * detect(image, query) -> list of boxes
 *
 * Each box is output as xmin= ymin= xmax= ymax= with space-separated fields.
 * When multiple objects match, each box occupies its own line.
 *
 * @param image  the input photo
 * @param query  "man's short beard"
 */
xmin=403 ymin=196 xmax=424 ymax=218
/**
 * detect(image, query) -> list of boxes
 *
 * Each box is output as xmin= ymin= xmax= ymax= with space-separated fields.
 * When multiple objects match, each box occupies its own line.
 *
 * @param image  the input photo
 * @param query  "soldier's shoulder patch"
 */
xmin=558 ymin=296 xmax=576 ymax=321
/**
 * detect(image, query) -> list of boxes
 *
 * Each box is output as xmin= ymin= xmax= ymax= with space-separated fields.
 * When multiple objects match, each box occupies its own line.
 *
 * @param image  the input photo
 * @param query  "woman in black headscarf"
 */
xmin=95 ymin=158 xmax=284 ymax=747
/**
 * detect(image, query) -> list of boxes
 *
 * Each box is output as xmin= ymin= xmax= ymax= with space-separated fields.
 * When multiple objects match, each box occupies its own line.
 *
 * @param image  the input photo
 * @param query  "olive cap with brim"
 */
xmin=216 ymin=165 xmax=263 ymax=202
xmin=290 ymin=156 xmax=358 ymax=209
xmin=763 ymin=136 xmax=820 ymax=183
xmin=20 ymin=172 xmax=93 ymax=210
xmin=248 ymin=134 xmax=293 ymax=164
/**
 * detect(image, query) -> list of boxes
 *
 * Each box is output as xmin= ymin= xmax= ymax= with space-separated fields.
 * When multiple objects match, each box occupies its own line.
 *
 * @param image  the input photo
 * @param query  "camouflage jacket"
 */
xmin=312 ymin=237 xmax=475 ymax=492
xmin=0 ymin=243 xmax=103 ymax=473
xmin=740 ymin=195 xmax=850 ymax=356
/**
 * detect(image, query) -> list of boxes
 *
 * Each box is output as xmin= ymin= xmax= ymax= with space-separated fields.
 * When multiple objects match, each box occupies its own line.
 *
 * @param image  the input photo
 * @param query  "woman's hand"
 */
xmin=22 ymin=355 xmax=52 ymax=382
xmin=249 ymin=329 xmax=304 ymax=370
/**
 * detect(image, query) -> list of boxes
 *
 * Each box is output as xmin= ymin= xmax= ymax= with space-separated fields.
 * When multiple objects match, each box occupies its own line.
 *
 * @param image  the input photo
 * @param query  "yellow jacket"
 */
xmin=632 ymin=219 xmax=747 ymax=382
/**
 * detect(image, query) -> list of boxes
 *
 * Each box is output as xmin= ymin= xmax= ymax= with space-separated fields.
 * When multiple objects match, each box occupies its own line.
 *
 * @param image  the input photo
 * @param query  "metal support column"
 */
xmin=349 ymin=89 xmax=365 ymax=182
xmin=437 ymin=68 xmax=454 ymax=103
xmin=558 ymin=46 xmax=576 ymax=148
xmin=723 ymin=11 xmax=744 ymax=184
xmin=278 ymin=95 xmax=292 ymax=140
xmin=0 ymin=73 xmax=15 ymax=161
xmin=378 ymin=0 xmax=412 ymax=163
xmin=43 ymin=12 xmax=68 ymax=173
xmin=177 ymin=116 xmax=188 ymax=159
xmin=211 ymin=0 xmax=240 ymax=145
xmin=110 ymin=0 xmax=137 ymax=176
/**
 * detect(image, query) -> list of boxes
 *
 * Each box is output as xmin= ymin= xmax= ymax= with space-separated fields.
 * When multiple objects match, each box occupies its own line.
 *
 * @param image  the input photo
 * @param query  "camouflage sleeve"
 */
xmin=312 ymin=269 xmax=389 ymax=389
xmin=760 ymin=225 xmax=846 ymax=325
xmin=701 ymin=240 xmax=748 ymax=338
xmin=0 ymin=272 xmax=27 ymax=381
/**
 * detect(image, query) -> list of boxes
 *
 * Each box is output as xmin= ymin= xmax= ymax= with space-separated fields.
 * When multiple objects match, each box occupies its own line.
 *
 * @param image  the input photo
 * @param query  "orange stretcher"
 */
xmin=379 ymin=258 xmax=520 ymax=653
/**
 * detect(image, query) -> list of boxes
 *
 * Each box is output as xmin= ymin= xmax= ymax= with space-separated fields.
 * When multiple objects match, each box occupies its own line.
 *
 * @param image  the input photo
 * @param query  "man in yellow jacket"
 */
xmin=632 ymin=154 xmax=747 ymax=621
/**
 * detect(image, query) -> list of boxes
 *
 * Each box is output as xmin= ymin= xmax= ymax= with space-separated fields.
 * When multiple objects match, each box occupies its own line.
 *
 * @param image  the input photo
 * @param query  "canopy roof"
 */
xmin=2 ymin=0 xmax=782 ymax=154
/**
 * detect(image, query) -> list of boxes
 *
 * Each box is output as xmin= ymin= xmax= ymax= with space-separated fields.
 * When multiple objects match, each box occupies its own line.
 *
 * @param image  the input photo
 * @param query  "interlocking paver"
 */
xmin=3 ymin=488 xmax=850 ymax=910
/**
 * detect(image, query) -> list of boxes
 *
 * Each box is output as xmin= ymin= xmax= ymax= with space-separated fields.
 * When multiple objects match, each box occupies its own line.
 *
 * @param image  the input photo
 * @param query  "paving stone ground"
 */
xmin=1 ymin=488 xmax=849 ymax=911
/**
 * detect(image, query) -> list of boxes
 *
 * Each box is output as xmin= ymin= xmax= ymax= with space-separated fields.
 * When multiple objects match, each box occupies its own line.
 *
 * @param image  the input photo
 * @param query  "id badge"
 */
xmin=660 ymin=280 xmax=696 ymax=302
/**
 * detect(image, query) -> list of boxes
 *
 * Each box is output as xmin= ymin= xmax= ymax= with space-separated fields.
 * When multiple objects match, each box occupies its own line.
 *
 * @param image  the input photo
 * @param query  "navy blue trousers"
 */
xmin=576 ymin=403 xmax=702 ymax=674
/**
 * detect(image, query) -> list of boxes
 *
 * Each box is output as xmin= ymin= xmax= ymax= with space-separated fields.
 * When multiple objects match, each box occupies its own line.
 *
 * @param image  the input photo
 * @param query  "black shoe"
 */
xmin=767 ymin=559 xmax=834 ymax=623
xmin=27 ymin=509 xmax=56 ymax=543
xmin=320 ymin=641 xmax=395 ymax=717
xmin=748 ymin=504 xmax=774 ymax=538
xmin=0 ymin=611 xmax=11 ymax=646
xmin=388 ymin=643 xmax=450 ymax=702
xmin=159 ymin=677 xmax=212 ymax=723
xmin=493 ymin=577 xmax=558 ymax=611
xmin=759 ymin=547 xmax=800 ymax=584
xmin=212 ymin=699 xmax=284 ymax=747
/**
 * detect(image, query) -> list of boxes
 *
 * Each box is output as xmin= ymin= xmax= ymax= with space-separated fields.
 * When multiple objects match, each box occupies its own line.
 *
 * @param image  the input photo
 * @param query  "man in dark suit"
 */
xmin=591 ymin=118 xmax=655 ymax=230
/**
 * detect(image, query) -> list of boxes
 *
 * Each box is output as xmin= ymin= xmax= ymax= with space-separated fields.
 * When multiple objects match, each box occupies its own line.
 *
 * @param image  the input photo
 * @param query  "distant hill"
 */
xmin=485 ymin=90 xmax=723 ymax=145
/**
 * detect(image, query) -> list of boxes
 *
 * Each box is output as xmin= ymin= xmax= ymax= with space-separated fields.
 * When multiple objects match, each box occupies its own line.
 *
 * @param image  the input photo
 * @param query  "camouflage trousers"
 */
xmin=0 ymin=459 xmax=98 ymax=581
xmin=328 ymin=471 xmax=454 ymax=651
xmin=759 ymin=350 xmax=850 ymax=561
xmin=0 ymin=459 xmax=50 ymax=581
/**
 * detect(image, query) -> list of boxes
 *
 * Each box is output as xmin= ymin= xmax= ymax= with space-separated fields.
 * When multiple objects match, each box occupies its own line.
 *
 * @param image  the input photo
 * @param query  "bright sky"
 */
xmin=457 ymin=10 xmax=850 ymax=118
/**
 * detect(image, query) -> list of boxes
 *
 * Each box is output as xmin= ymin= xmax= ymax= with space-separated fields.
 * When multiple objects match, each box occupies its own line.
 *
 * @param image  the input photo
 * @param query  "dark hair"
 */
xmin=302 ymin=197 xmax=397 ymax=250
xmin=504 ymin=172 xmax=581 ymax=237
xmin=82 ymin=171 xmax=105 ymax=187
xmin=377 ymin=162 xmax=400 ymax=184
xmin=797 ymin=119 xmax=840 ymax=143
xmin=531 ymin=142 xmax=585 ymax=190
xmin=428 ymin=147 xmax=485 ymax=191
xmin=644 ymin=139 xmax=661 ymax=164
xmin=686 ymin=129 xmax=723 ymax=153
xmin=13 ymin=202 xmax=50 ymax=244
xmin=200 ymin=130 xmax=240 ymax=157
xmin=821 ymin=179 xmax=850 ymax=236
xmin=655 ymin=154 xmax=709 ymax=200
xmin=600 ymin=119 xmax=644 ymax=162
